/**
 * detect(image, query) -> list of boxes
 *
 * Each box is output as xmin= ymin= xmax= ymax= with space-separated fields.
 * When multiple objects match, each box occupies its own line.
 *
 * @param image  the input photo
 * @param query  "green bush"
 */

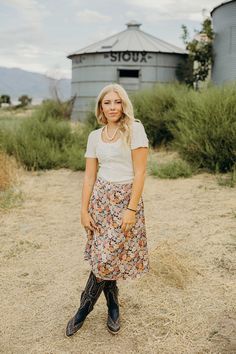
xmin=132 ymin=83 xmax=189 ymax=147
xmin=65 ymin=123 xmax=92 ymax=171
xmin=169 ymin=85 xmax=236 ymax=172
xmin=66 ymin=145 xmax=86 ymax=171
xmin=0 ymin=98 xmax=97 ymax=171
xmin=34 ymin=98 xmax=75 ymax=122
xmin=0 ymin=128 xmax=17 ymax=156
xmin=148 ymin=159 xmax=193 ymax=179
xmin=1 ymin=117 xmax=70 ymax=170
xmin=83 ymin=100 xmax=100 ymax=130
xmin=14 ymin=117 xmax=71 ymax=169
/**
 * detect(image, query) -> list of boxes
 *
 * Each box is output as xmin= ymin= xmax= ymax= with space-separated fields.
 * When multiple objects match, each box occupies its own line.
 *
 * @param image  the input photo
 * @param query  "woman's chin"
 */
xmin=107 ymin=116 xmax=121 ymax=123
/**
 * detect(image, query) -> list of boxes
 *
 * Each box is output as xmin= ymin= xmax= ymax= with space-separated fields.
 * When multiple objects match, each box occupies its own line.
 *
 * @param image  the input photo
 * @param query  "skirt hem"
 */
xmin=84 ymin=257 xmax=150 ymax=281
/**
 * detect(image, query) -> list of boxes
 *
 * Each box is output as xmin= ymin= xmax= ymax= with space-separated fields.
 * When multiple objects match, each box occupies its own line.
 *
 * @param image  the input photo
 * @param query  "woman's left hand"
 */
xmin=121 ymin=209 xmax=136 ymax=233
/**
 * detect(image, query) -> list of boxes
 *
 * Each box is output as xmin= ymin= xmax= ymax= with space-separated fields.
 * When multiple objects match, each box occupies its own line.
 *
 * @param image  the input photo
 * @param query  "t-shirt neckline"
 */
xmin=99 ymin=126 xmax=122 ymax=145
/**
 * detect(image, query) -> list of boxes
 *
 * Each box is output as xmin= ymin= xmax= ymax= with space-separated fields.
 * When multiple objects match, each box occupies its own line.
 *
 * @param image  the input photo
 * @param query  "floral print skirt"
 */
xmin=84 ymin=177 xmax=150 ymax=280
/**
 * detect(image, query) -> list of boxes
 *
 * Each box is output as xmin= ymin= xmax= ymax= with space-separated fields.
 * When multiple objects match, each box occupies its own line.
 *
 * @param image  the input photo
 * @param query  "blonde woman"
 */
xmin=66 ymin=84 xmax=150 ymax=337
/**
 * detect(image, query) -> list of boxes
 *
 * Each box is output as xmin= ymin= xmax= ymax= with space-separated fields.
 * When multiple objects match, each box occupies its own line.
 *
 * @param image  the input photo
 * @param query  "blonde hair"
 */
xmin=95 ymin=84 xmax=137 ymax=146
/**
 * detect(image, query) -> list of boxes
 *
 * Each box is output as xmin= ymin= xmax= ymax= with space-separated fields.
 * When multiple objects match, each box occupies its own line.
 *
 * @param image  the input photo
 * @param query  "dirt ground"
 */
xmin=0 ymin=157 xmax=236 ymax=354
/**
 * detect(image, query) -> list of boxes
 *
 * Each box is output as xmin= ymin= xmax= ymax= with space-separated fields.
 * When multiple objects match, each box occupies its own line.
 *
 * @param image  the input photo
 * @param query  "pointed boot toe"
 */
xmin=65 ymin=271 xmax=106 ymax=337
xmin=107 ymin=315 xmax=120 ymax=334
xmin=65 ymin=316 xmax=84 ymax=337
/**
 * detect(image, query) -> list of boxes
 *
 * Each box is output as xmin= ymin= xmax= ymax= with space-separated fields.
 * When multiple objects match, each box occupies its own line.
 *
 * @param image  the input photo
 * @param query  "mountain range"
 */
xmin=0 ymin=67 xmax=71 ymax=104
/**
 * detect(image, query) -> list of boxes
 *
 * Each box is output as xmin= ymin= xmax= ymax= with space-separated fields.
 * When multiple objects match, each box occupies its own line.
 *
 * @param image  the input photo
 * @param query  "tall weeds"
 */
xmin=132 ymin=83 xmax=236 ymax=173
xmin=0 ymin=99 xmax=92 ymax=171
xmin=132 ymin=83 xmax=189 ymax=147
xmin=169 ymin=85 xmax=236 ymax=172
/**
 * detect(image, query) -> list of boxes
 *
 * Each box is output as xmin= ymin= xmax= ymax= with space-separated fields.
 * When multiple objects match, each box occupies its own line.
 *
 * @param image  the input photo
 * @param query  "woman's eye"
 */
xmin=103 ymin=101 xmax=121 ymax=105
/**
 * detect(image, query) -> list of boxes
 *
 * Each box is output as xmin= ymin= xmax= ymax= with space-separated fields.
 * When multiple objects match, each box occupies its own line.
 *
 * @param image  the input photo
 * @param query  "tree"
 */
xmin=176 ymin=17 xmax=214 ymax=88
xmin=0 ymin=94 xmax=11 ymax=106
xmin=18 ymin=95 xmax=32 ymax=107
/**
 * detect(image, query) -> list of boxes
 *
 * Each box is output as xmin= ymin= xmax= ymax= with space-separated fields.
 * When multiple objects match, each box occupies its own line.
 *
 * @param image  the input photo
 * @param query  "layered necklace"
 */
xmin=104 ymin=124 xmax=120 ymax=141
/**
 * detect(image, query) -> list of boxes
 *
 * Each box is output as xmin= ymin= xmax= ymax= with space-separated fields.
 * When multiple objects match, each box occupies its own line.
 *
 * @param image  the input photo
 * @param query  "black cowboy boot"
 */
xmin=66 ymin=271 xmax=106 ymax=337
xmin=103 ymin=280 xmax=120 ymax=334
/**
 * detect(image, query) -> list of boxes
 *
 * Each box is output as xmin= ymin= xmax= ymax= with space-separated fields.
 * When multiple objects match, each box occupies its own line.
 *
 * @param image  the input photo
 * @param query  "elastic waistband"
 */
xmin=96 ymin=176 xmax=133 ymax=186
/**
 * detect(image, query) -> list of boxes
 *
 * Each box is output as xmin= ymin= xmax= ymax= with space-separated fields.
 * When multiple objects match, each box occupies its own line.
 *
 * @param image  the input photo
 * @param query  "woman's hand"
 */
xmin=121 ymin=209 xmax=136 ymax=233
xmin=81 ymin=210 xmax=98 ymax=232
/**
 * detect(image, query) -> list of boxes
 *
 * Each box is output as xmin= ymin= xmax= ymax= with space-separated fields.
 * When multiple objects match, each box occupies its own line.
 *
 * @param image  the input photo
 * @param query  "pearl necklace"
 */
xmin=104 ymin=125 xmax=120 ymax=141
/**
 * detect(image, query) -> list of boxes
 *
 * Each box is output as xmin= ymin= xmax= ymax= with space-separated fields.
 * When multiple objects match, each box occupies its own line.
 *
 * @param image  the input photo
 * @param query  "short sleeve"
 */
xmin=131 ymin=121 xmax=149 ymax=150
xmin=84 ymin=131 xmax=97 ymax=158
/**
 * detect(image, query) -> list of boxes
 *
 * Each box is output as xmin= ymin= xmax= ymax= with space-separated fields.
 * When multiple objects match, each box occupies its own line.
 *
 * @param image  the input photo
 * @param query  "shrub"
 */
xmin=169 ymin=85 xmax=236 ymax=172
xmin=34 ymin=97 xmax=76 ymax=122
xmin=85 ymin=110 xmax=100 ymax=130
xmin=148 ymin=159 xmax=193 ymax=179
xmin=132 ymin=83 xmax=190 ymax=147
xmin=0 ymin=116 xmax=72 ymax=170
xmin=65 ymin=123 xmax=92 ymax=171
xmin=0 ymin=98 xmax=99 ymax=171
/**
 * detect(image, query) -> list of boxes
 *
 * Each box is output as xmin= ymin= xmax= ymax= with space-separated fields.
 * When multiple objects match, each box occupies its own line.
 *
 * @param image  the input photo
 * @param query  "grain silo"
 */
xmin=67 ymin=21 xmax=187 ymax=120
xmin=211 ymin=0 xmax=236 ymax=84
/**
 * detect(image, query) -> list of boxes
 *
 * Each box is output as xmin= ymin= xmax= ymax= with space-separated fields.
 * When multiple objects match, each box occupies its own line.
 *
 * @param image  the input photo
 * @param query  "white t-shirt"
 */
xmin=84 ymin=121 xmax=149 ymax=183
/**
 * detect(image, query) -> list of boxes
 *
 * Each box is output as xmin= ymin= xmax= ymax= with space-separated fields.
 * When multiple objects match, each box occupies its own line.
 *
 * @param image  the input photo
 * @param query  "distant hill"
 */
xmin=0 ymin=67 xmax=71 ymax=104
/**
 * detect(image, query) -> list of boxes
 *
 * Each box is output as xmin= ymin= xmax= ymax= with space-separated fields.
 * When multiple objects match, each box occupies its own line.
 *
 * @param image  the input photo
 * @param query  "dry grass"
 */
xmin=0 ymin=151 xmax=16 ymax=191
xmin=148 ymin=240 xmax=198 ymax=289
xmin=0 ymin=166 xmax=235 ymax=353
xmin=0 ymin=152 xmax=24 ymax=210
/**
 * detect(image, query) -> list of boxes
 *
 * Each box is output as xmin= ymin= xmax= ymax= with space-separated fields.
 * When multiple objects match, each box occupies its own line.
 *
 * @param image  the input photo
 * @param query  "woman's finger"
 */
xmin=84 ymin=225 xmax=93 ymax=232
xmin=89 ymin=216 xmax=98 ymax=230
xmin=122 ymin=221 xmax=134 ymax=231
xmin=121 ymin=222 xmax=127 ymax=231
xmin=124 ymin=224 xmax=131 ymax=232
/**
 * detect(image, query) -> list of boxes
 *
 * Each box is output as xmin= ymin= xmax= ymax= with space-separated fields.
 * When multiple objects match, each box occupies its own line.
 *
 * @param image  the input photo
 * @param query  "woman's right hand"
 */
xmin=81 ymin=210 xmax=98 ymax=232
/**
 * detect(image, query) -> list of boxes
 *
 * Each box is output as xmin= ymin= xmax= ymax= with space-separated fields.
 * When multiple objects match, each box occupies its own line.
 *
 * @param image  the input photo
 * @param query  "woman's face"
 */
xmin=101 ymin=91 xmax=123 ymax=123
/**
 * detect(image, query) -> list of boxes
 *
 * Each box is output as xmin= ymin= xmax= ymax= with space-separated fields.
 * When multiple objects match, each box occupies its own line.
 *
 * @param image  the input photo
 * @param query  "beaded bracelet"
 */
xmin=127 ymin=207 xmax=137 ymax=212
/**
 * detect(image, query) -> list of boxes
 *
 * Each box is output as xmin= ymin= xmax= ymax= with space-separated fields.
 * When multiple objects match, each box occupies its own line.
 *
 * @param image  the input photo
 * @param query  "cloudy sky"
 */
xmin=0 ymin=0 xmax=222 ymax=79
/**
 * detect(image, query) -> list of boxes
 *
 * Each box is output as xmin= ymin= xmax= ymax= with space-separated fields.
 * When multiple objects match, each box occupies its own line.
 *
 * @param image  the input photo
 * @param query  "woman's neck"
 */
xmin=106 ymin=122 xmax=119 ymax=130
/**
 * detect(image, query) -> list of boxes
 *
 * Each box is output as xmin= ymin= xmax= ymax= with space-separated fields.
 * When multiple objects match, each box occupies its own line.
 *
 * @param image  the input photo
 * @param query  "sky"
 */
xmin=0 ymin=0 xmax=223 ymax=79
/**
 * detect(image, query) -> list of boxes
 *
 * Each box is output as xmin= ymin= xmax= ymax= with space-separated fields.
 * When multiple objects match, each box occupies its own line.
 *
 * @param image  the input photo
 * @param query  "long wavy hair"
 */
xmin=95 ymin=84 xmax=137 ymax=146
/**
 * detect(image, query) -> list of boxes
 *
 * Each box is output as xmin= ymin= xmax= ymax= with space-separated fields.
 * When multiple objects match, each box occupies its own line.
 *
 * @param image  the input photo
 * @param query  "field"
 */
xmin=0 ymin=150 xmax=235 ymax=354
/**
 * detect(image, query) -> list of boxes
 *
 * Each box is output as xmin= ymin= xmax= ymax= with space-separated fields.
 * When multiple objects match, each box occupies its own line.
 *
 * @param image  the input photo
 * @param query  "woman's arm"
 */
xmin=121 ymin=147 xmax=148 ymax=233
xmin=81 ymin=158 xmax=98 ymax=232
xmin=128 ymin=147 xmax=148 ymax=210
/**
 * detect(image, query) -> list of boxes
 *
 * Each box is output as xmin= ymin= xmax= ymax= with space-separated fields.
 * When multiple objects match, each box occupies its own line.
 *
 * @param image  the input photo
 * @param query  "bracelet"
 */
xmin=127 ymin=207 xmax=137 ymax=212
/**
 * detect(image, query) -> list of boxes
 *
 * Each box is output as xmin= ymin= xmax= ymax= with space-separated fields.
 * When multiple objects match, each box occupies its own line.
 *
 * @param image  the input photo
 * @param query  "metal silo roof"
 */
xmin=68 ymin=21 xmax=186 ymax=58
xmin=211 ymin=0 xmax=236 ymax=15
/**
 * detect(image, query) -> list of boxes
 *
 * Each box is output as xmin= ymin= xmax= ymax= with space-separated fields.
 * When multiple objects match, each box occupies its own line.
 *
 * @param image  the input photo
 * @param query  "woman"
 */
xmin=66 ymin=83 xmax=149 ymax=337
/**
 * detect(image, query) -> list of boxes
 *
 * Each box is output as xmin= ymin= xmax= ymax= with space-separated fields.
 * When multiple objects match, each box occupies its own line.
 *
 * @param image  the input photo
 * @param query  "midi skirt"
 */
xmin=84 ymin=177 xmax=150 ymax=280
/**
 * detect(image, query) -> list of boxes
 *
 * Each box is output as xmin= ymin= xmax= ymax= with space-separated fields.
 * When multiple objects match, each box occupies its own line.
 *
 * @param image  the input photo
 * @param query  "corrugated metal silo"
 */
xmin=211 ymin=0 xmax=236 ymax=84
xmin=67 ymin=21 xmax=187 ymax=120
